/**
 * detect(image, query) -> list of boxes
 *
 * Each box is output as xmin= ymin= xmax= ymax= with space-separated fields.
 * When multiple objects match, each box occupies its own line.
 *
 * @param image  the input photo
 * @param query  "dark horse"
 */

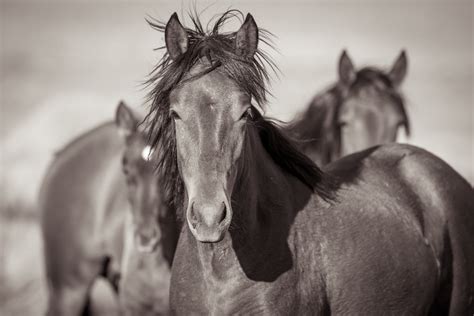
xmin=145 ymin=11 xmax=474 ymax=315
xmin=40 ymin=102 xmax=178 ymax=315
xmin=287 ymin=50 xmax=410 ymax=165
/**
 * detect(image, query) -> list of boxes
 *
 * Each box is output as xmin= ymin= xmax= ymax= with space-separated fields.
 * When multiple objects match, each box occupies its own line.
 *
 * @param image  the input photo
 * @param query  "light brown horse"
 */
xmin=144 ymin=11 xmax=474 ymax=315
xmin=287 ymin=50 xmax=410 ymax=165
xmin=40 ymin=102 xmax=178 ymax=315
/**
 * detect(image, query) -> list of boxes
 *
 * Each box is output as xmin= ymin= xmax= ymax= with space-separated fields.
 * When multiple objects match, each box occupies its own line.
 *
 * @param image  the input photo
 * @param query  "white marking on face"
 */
xmin=141 ymin=145 xmax=154 ymax=161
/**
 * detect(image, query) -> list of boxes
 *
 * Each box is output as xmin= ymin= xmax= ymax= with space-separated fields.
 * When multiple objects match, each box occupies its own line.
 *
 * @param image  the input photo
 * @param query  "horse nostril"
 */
xmin=218 ymin=202 xmax=227 ymax=224
xmin=189 ymin=202 xmax=198 ymax=228
xmin=137 ymin=230 xmax=157 ymax=246
xmin=139 ymin=234 xmax=151 ymax=246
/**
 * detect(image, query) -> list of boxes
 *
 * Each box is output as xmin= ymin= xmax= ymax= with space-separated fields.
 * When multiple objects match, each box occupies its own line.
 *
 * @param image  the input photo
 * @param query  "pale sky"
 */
xmin=1 ymin=0 xmax=472 ymax=207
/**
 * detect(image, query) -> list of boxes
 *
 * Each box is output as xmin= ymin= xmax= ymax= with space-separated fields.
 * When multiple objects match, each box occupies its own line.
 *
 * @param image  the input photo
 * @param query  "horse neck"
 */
xmin=193 ymin=127 xmax=311 ymax=279
xmin=158 ymin=203 xmax=180 ymax=267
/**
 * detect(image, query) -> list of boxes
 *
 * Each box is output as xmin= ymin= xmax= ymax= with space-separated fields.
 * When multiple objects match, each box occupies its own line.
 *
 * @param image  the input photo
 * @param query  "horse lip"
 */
xmin=189 ymin=222 xmax=228 ymax=243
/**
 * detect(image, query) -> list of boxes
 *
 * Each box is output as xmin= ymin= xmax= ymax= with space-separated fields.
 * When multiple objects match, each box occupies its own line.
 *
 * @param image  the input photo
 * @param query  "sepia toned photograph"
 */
xmin=1 ymin=0 xmax=473 ymax=315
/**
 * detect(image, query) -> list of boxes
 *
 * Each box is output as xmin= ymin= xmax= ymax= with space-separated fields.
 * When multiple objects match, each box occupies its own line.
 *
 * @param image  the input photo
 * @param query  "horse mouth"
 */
xmin=135 ymin=233 xmax=160 ymax=253
xmin=188 ymin=221 xmax=228 ymax=243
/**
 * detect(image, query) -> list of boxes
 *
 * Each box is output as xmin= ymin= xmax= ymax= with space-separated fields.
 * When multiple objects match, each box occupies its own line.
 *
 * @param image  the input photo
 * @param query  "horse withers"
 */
xmin=145 ymin=11 xmax=474 ymax=315
xmin=40 ymin=101 xmax=178 ymax=316
xmin=288 ymin=49 xmax=410 ymax=165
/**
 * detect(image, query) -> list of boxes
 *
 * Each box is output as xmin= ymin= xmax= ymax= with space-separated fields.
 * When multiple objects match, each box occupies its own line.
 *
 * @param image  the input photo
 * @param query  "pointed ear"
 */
xmin=389 ymin=50 xmax=408 ymax=87
xmin=165 ymin=12 xmax=188 ymax=60
xmin=338 ymin=50 xmax=356 ymax=86
xmin=115 ymin=101 xmax=138 ymax=138
xmin=235 ymin=14 xmax=259 ymax=58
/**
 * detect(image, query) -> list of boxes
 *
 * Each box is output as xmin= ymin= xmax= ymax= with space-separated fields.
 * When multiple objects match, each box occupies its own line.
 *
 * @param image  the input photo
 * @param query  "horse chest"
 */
xmin=172 ymin=259 xmax=301 ymax=315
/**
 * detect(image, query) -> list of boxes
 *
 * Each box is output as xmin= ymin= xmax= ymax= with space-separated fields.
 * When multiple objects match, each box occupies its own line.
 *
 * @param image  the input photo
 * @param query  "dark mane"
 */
xmin=144 ymin=10 xmax=277 ymax=213
xmin=251 ymin=108 xmax=337 ymax=201
xmin=287 ymin=66 xmax=409 ymax=164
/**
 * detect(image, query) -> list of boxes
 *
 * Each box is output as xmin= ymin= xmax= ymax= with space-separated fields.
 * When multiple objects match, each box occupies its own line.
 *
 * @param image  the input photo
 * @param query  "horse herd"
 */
xmin=39 ymin=11 xmax=473 ymax=315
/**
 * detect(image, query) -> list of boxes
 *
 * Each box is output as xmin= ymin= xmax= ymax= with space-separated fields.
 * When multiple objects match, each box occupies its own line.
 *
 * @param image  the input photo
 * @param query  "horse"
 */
xmin=40 ymin=101 xmax=178 ymax=315
xmin=116 ymin=104 xmax=179 ymax=316
xmin=287 ymin=50 xmax=410 ymax=165
xmin=144 ymin=11 xmax=474 ymax=315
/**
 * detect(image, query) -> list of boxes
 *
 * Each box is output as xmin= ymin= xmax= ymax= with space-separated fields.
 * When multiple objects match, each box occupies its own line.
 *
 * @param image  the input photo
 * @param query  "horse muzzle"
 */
xmin=134 ymin=229 xmax=160 ymax=253
xmin=186 ymin=199 xmax=231 ymax=243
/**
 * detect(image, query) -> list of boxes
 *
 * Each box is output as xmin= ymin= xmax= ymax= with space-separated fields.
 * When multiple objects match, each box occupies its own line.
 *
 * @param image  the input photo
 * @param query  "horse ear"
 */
xmin=389 ymin=50 xmax=408 ymax=87
xmin=115 ymin=101 xmax=138 ymax=138
xmin=338 ymin=50 xmax=356 ymax=86
xmin=235 ymin=14 xmax=259 ymax=58
xmin=165 ymin=12 xmax=188 ymax=60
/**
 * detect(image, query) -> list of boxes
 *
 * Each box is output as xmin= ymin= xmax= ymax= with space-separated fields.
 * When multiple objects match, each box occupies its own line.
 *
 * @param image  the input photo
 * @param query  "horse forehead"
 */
xmin=181 ymin=71 xmax=240 ymax=99
xmin=344 ymin=87 xmax=398 ymax=113
xmin=174 ymin=72 xmax=245 ymax=117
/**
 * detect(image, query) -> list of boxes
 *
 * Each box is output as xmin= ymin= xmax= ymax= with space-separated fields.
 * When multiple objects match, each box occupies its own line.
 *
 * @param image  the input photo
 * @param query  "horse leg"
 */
xmin=87 ymin=278 xmax=121 ymax=316
xmin=45 ymin=257 xmax=106 ymax=316
xmin=99 ymin=256 xmax=121 ymax=294
xmin=46 ymin=283 xmax=91 ymax=316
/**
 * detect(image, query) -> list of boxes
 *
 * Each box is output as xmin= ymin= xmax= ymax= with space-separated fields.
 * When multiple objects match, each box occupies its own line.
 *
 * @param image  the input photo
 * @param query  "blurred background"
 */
xmin=1 ymin=0 xmax=472 ymax=314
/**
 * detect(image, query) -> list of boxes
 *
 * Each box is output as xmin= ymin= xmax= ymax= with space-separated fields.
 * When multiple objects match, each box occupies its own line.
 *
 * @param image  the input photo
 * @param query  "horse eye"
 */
xmin=240 ymin=108 xmax=253 ymax=121
xmin=170 ymin=109 xmax=181 ymax=120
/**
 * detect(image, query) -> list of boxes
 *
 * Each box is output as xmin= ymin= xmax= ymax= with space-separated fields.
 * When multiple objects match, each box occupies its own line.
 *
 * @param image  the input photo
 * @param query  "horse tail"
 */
xmin=429 ymin=226 xmax=453 ymax=315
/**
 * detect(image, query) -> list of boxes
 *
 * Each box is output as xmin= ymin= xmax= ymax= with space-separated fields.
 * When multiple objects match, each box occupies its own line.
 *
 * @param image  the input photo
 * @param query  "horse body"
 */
xmin=146 ymin=11 xmax=473 ymax=314
xmin=40 ymin=122 xmax=126 ymax=315
xmin=41 ymin=103 xmax=178 ymax=315
xmin=171 ymin=136 xmax=470 ymax=314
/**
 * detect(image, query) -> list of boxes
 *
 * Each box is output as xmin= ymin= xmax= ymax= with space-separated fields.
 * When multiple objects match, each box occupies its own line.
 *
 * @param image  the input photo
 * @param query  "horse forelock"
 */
xmin=351 ymin=67 xmax=409 ymax=135
xmin=351 ymin=68 xmax=407 ymax=113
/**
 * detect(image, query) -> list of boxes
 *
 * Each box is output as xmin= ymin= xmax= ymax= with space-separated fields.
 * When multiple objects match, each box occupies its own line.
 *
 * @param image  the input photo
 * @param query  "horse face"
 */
xmin=163 ymin=13 xmax=260 ymax=243
xmin=337 ymin=51 xmax=409 ymax=157
xmin=169 ymin=69 xmax=250 ymax=243
xmin=116 ymin=102 xmax=164 ymax=252
xmin=338 ymin=88 xmax=407 ymax=156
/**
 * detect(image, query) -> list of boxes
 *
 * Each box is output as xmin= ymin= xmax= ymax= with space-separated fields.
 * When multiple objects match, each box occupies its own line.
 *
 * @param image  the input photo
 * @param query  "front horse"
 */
xmin=40 ymin=102 xmax=178 ymax=316
xmin=145 ymin=12 xmax=474 ymax=315
xmin=287 ymin=50 xmax=410 ymax=165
